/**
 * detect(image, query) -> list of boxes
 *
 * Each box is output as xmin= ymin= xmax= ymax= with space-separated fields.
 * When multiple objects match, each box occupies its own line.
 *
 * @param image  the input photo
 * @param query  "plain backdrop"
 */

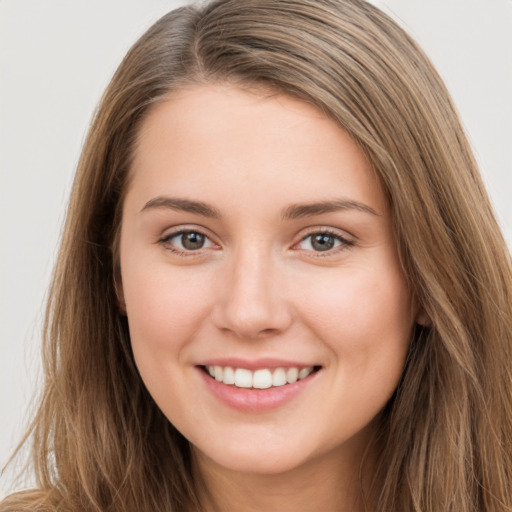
xmin=1 ymin=0 xmax=511 ymax=497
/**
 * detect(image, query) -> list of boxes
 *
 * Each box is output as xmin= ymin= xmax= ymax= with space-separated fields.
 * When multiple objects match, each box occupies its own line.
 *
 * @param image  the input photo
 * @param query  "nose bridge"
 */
xmin=214 ymin=241 xmax=291 ymax=338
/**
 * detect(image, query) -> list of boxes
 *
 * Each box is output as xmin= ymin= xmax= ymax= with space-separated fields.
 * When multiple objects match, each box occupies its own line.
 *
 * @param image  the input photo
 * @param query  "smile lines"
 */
xmin=204 ymin=365 xmax=318 ymax=389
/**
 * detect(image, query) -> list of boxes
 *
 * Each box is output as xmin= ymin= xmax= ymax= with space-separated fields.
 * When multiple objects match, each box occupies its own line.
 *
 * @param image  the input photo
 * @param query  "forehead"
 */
xmin=127 ymin=83 xmax=387 ymax=217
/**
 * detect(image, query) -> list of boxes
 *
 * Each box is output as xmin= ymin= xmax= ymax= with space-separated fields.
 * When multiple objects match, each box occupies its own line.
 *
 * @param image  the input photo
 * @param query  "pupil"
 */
xmin=182 ymin=232 xmax=205 ymax=250
xmin=312 ymin=234 xmax=334 ymax=251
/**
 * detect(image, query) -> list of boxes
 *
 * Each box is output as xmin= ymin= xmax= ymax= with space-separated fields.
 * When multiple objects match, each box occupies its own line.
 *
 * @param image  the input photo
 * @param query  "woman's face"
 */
xmin=118 ymin=83 xmax=416 ymax=476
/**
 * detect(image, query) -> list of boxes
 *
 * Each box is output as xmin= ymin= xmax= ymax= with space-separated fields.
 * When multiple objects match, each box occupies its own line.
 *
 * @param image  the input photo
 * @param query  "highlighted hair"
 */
xmin=3 ymin=1 xmax=511 ymax=510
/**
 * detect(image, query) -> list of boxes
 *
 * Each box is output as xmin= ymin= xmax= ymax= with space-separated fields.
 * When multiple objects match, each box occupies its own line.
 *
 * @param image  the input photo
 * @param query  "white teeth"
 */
xmin=272 ymin=367 xmax=287 ymax=387
xmin=253 ymin=369 xmax=272 ymax=389
xmin=205 ymin=365 xmax=316 ymax=389
xmin=223 ymin=366 xmax=235 ymax=385
xmin=234 ymin=368 xmax=253 ymax=388
xmin=286 ymin=367 xmax=299 ymax=384
xmin=298 ymin=367 xmax=313 ymax=380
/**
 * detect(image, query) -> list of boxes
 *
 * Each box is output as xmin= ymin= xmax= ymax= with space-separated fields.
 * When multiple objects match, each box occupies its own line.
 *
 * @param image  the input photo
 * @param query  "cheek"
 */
xmin=120 ymin=260 xmax=217 ymax=419
xmin=284 ymin=263 xmax=414 ymax=449
xmin=121 ymin=259 xmax=214 ymax=359
xmin=297 ymin=263 xmax=413 ymax=368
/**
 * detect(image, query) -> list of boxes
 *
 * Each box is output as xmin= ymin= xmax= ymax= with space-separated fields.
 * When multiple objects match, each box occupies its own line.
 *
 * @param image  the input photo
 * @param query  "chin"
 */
xmin=192 ymin=437 xmax=317 ymax=476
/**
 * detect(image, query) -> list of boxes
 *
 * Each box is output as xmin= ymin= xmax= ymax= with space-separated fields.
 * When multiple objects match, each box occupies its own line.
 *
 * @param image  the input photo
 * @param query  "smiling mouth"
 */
xmin=201 ymin=365 xmax=322 ymax=389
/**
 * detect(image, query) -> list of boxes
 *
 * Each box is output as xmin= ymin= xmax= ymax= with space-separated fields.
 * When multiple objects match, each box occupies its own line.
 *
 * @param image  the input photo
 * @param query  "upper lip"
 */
xmin=196 ymin=357 xmax=320 ymax=370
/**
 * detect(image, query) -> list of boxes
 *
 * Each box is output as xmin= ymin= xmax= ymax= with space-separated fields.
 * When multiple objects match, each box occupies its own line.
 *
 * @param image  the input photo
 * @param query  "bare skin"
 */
xmin=192 ymin=420 xmax=376 ymax=512
xmin=118 ymin=83 xmax=417 ymax=511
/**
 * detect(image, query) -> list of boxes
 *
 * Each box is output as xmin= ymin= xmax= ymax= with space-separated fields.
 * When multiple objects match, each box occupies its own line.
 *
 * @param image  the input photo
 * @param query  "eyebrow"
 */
xmin=140 ymin=196 xmax=378 ymax=220
xmin=141 ymin=196 xmax=221 ymax=218
xmin=282 ymin=199 xmax=378 ymax=219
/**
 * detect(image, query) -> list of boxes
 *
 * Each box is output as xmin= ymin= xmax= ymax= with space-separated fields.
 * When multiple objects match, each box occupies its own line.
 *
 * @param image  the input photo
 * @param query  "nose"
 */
xmin=212 ymin=247 xmax=293 ymax=340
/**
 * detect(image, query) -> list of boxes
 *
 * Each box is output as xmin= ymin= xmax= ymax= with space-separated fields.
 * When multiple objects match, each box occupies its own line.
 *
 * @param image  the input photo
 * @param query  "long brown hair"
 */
xmin=2 ymin=1 xmax=511 ymax=510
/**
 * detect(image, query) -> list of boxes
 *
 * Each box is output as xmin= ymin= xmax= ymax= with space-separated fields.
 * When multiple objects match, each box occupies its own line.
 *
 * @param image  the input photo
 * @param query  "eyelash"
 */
xmin=159 ymin=229 xmax=217 ymax=257
xmin=294 ymin=229 xmax=354 ymax=257
xmin=158 ymin=228 xmax=354 ymax=257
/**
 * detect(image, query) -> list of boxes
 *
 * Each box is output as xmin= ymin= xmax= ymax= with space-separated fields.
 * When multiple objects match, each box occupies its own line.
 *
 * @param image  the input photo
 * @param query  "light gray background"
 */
xmin=1 ymin=0 xmax=511 ymax=497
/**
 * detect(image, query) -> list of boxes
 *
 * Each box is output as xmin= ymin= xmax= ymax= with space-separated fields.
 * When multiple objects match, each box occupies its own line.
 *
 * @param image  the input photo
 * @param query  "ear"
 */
xmin=415 ymin=307 xmax=431 ymax=327
xmin=114 ymin=272 xmax=127 ymax=315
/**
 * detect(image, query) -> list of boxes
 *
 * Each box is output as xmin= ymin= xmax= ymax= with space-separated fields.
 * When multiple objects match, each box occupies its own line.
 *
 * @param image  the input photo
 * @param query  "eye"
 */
xmin=160 ymin=230 xmax=216 ymax=253
xmin=296 ymin=231 xmax=352 ymax=253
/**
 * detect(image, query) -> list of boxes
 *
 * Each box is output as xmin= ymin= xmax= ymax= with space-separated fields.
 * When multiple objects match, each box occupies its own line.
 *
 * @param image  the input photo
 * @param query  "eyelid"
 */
xmin=158 ymin=225 xmax=220 ymax=255
xmin=157 ymin=225 xmax=354 ymax=257
xmin=291 ymin=227 xmax=355 ymax=255
xmin=158 ymin=223 xmax=216 ymax=240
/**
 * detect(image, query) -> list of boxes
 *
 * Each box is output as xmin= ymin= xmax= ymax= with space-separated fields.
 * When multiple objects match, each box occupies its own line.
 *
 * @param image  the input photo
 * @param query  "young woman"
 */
xmin=2 ymin=0 xmax=511 ymax=511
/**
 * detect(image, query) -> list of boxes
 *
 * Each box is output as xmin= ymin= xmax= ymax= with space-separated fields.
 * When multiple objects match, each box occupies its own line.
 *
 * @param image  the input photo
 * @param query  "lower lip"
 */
xmin=198 ymin=368 xmax=319 ymax=412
